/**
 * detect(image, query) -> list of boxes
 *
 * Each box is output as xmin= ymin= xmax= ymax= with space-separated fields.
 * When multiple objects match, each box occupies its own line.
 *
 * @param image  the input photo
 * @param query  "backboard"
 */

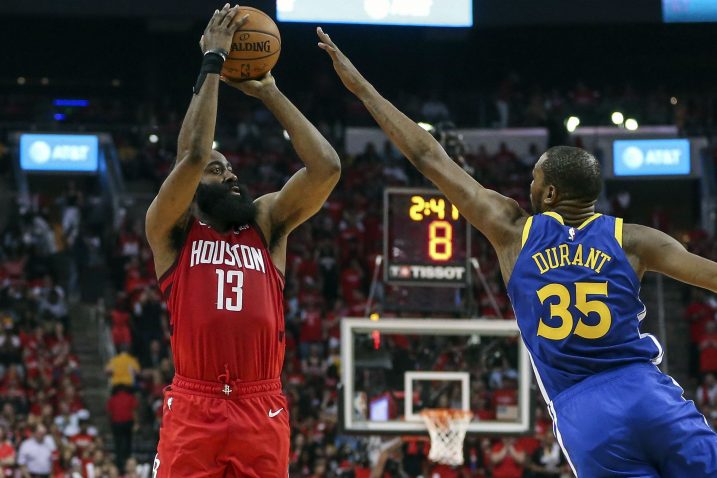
xmin=340 ymin=318 xmax=534 ymax=436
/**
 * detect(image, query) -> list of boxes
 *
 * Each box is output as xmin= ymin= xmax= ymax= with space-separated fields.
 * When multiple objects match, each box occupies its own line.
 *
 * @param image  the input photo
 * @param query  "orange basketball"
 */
xmin=221 ymin=6 xmax=281 ymax=81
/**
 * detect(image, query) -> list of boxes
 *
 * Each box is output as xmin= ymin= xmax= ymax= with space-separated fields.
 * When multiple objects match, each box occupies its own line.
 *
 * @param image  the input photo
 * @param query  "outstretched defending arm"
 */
xmin=626 ymin=224 xmax=717 ymax=293
xmin=146 ymin=5 xmax=246 ymax=278
xmin=222 ymin=73 xmax=341 ymax=242
xmin=317 ymin=28 xmax=525 ymax=248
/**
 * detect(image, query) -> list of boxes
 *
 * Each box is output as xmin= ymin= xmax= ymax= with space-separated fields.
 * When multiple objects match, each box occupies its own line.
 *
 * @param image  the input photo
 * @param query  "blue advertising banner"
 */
xmin=277 ymin=0 xmax=472 ymax=27
xmin=20 ymin=134 xmax=99 ymax=172
xmin=663 ymin=0 xmax=717 ymax=23
xmin=613 ymin=139 xmax=691 ymax=177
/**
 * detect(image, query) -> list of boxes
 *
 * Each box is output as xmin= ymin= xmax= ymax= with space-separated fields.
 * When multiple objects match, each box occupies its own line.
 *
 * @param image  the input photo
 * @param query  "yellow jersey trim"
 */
xmin=577 ymin=213 xmax=603 ymax=230
xmin=615 ymin=217 xmax=624 ymax=247
xmin=521 ymin=216 xmax=534 ymax=248
xmin=543 ymin=211 xmax=564 ymax=225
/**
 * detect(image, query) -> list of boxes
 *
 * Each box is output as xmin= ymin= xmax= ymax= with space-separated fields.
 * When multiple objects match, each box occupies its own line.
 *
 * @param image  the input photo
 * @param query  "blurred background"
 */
xmin=0 ymin=0 xmax=716 ymax=477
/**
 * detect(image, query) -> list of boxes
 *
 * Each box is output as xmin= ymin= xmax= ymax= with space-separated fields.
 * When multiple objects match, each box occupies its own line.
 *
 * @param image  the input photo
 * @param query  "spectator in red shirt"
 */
xmin=473 ymin=396 xmax=496 ymax=421
xmin=0 ymin=427 xmax=16 ymax=474
xmin=700 ymin=321 xmax=717 ymax=375
xmin=296 ymin=250 xmax=319 ymax=284
xmin=490 ymin=438 xmax=525 ymax=478
xmin=69 ymin=420 xmax=95 ymax=453
xmin=686 ymin=290 xmax=716 ymax=375
xmin=697 ymin=373 xmax=717 ymax=410
xmin=106 ymin=386 xmax=138 ymax=472
xmin=323 ymin=298 xmax=347 ymax=343
xmin=340 ymin=259 xmax=364 ymax=302
xmin=110 ymin=298 xmax=132 ymax=349
xmin=686 ymin=291 xmax=716 ymax=344
xmin=300 ymin=303 xmax=324 ymax=343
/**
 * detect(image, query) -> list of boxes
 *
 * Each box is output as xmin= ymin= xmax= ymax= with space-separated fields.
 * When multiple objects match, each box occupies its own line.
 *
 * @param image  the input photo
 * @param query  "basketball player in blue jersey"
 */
xmin=318 ymin=29 xmax=717 ymax=477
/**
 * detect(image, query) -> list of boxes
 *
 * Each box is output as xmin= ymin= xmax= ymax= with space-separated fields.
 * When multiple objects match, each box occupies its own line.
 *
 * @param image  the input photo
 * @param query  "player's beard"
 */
xmin=530 ymin=195 xmax=542 ymax=214
xmin=195 ymin=182 xmax=258 ymax=227
xmin=530 ymin=190 xmax=545 ymax=214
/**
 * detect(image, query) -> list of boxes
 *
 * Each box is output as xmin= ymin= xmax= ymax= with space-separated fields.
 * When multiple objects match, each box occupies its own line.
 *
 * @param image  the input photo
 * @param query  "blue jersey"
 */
xmin=507 ymin=212 xmax=662 ymax=403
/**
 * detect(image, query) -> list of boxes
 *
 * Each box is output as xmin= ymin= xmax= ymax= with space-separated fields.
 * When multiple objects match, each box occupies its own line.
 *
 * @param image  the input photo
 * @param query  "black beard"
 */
xmin=531 ymin=199 xmax=541 ymax=214
xmin=195 ymin=182 xmax=257 ymax=228
xmin=530 ymin=193 xmax=544 ymax=214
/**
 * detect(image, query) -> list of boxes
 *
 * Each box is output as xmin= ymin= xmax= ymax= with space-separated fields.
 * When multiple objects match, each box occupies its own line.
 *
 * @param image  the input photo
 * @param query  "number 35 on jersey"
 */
xmin=537 ymin=281 xmax=612 ymax=340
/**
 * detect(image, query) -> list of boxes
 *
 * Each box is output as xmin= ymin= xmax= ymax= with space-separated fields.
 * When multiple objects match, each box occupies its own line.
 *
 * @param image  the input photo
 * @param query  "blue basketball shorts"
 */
xmin=548 ymin=362 xmax=717 ymax=477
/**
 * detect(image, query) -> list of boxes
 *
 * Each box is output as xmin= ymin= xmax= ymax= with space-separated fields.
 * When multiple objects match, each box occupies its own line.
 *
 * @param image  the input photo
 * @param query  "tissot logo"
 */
xmin=389 ymin=264 xmax=466 ymax=281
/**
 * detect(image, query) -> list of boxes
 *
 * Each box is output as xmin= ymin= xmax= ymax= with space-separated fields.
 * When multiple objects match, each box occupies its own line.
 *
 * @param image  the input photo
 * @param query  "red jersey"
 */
xmin=159 ymin=219 xmax=285 ymax=382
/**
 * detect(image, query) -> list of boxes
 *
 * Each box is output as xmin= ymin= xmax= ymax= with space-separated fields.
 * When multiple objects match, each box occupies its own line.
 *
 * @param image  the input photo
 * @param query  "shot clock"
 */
xmin=383 ymin=188 xmax=470 ymax=286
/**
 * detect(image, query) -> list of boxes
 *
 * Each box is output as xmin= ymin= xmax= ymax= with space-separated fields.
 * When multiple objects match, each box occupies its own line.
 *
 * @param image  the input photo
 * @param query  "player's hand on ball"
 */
xmin=221 ymin=72 xmax=278 ymax=99
xmin=199 ymin=4 xmax=249 ymax=54
xmin=317 ymin=27 xmax=370 ymax=97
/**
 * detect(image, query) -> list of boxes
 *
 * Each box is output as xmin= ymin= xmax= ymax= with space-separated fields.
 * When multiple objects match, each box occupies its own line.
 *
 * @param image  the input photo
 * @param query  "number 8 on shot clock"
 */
xmin=383 ymin=188 xmax=470 ymax=286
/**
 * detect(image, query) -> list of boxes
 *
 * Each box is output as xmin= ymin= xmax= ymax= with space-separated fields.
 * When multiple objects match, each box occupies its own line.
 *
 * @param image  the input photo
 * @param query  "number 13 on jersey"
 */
xmin=216 ymin=269 xmax=244 ymax=311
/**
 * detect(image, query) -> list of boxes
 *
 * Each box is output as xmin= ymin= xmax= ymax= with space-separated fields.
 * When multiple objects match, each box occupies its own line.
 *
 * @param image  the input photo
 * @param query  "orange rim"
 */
xmin=420 ymin=408 xmax=473 ymax=419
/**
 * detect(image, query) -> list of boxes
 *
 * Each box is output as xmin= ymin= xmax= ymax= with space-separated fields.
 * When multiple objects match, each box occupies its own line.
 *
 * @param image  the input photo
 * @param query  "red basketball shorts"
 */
xmin=153 ymin=375 xmax=289 ymax=478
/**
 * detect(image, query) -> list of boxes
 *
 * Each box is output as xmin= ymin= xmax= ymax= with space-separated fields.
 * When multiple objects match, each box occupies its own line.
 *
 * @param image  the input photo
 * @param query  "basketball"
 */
xmin=221 ymin=6 xmax=281 ymax=81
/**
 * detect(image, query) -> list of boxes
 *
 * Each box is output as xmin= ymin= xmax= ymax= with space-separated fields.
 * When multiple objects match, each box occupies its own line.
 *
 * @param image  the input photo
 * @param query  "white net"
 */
xmin=420 ymin=409 xmax=473 ymax=466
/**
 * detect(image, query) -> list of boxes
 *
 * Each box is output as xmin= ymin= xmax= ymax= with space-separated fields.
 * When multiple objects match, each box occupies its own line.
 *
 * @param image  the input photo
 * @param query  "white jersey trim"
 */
xmin=548 ymin=401 xmax=579 ymax=478
xmin=640 ymin=331 xmax=664 ymax=365
xmin=525 ymin=348 xmax=579 ymax=476
xmin=526 ymin=347 xmax=550 ymax=405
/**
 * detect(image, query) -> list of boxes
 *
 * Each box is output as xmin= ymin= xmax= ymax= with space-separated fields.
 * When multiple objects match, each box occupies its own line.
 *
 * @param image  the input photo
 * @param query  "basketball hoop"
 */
xmin=420 ymin=409 xmax=473 ymax=466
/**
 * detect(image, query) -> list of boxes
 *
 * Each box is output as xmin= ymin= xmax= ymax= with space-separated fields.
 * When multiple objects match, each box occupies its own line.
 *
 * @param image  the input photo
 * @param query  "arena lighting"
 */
xmin=565 ymin=116 xmax=580 ymax=133
xmin=53 ymin=99 xmax=89 ymax=107
xmin=418 ymin=122 xmax=435 ymax=132
xmin=17 ymin=77 xmax=26 ymax=85
xmin=277 ymin=0 xmax=473 ymax=27
xmin=611 ymin=112 xmax=625 ymax=125
xmin=369 ymin=313 xmax=381 ymax=350
xmin=670 ymin=97 xmax=678 ymax=105
xmin=148 ymin=134 xmax=159 ymax=144
xmin=41 ymin=78 xmax=49 ymax=85
xmin=212 ymin=141 xmax=219 ymax=150
xmin=625 ymin=119 xmax=639 ymax=131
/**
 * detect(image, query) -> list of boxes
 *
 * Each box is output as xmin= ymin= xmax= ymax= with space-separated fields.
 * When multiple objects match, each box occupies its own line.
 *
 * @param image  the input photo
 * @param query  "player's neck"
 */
xmin=546 ymin=201 xmax=597 ymax=226
xmin=193 ymin=207 xmax=232 ymax=233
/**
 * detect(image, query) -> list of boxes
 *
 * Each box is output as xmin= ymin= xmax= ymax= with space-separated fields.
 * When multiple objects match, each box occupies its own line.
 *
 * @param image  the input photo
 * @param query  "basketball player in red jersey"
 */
xmin=145 ymin=6 xmax=341 ymax=477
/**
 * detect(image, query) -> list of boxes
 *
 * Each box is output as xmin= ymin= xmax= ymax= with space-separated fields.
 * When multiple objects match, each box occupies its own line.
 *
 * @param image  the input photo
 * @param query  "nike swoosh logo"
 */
xmin=268 ymin=408 xmax=284 ymax=418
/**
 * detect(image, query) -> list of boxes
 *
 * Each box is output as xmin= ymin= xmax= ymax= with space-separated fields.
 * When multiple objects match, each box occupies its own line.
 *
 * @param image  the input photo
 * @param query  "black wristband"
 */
xmin=193 ymin=51 xmax=227 ymax=95
xmin=205 ymin=48 xmax=228 ymax=61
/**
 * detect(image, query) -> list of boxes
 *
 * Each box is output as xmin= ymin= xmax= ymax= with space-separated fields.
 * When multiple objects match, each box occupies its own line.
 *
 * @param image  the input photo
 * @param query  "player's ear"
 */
xmin=544 ymin=185 xmax=557 ymax=205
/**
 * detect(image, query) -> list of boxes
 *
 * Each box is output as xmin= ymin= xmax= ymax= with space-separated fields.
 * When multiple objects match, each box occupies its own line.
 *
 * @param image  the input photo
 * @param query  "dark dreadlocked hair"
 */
xmin=541 ymin=146 xmax=602 ymax=202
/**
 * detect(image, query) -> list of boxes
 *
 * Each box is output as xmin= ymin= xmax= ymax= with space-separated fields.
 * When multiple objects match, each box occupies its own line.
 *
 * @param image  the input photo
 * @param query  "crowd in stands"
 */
xmin=0 ymin=77 xmax=716 ymax=478
xmin=0 ymin=74 xmax=714 ymax=136
xmin=0 ymin=182 xmax=149 ymax=476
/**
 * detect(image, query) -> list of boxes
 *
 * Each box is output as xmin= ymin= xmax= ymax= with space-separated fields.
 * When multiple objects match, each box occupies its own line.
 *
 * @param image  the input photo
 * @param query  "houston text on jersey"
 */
xmin=190 ymin=239 xmax=267 ymax=273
